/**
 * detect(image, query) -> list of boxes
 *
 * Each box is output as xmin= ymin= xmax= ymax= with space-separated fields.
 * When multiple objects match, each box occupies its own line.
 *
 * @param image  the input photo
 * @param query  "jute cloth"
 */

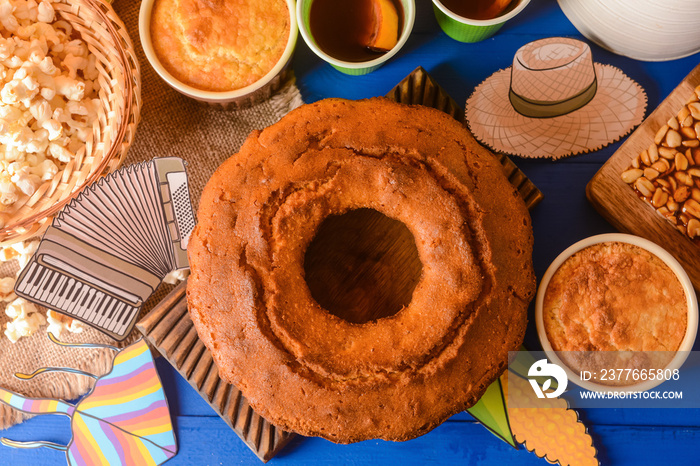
xmin=0 ymin=0 xmax=303 ymax=429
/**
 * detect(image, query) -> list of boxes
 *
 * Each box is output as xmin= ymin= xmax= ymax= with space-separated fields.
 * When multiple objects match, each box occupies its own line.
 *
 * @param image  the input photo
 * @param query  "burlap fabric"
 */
xmin=0 ymin=0 xmax=303 ymax=429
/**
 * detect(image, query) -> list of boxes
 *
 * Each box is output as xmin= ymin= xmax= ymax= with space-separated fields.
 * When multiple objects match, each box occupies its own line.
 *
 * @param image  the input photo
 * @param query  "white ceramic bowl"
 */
xmin=536 ymin=233 xmax=698 ymax=392
xmin=557 ymin=0 xmax=700 ymax=62
xmin=139 ymin=0 xmax=298 ymax=108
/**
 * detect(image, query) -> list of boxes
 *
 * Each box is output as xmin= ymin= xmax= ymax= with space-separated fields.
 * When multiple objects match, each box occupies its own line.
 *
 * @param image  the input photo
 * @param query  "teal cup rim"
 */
xmin=297 ymin=0 xmax=416 ymax=72
xmin=432 ymin=0 xmax=531 ymax=27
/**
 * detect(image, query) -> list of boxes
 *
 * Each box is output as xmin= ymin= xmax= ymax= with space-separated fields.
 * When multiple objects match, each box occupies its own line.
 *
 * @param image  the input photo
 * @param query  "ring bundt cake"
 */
xmin=186 ymin=97 xmax=536 ymax=443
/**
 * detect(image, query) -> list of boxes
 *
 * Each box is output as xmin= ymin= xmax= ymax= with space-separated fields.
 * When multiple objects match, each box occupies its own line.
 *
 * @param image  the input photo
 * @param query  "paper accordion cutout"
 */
xmin=14 ymin=157 xmax=195 ymax=340
xmin=0 ymin=336 xmax=177 ymax=465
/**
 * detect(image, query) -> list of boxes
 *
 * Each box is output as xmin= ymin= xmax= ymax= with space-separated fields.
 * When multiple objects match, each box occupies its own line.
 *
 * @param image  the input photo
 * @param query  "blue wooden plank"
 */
xmin=159 ymin=356 xmax=700 ymax=432
xmin=154 ymin=357 xmax=214 ymax=418
xmin=6 ymin=413 xmax=700 ymax=466
xmin=0 ymin=416 xmax=72 ymax=465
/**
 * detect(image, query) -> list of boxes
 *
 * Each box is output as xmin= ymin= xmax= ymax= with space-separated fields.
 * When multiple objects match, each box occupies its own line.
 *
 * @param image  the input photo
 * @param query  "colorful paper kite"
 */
xmin=0 ymin=335 xmax=177 ymax=465
xmin=466 ymin=349 xmax=599 ymax=466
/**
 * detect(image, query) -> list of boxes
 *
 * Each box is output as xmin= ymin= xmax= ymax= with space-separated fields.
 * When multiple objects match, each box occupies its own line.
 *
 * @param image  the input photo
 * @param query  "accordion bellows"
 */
xmin=15 ymin=157 xmax=195 ymax=340
xmin=187 ymin=98 xmax=536 ymax=443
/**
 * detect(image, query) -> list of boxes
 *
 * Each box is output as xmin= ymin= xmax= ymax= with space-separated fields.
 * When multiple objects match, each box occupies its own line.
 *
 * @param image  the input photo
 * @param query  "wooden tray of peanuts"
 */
xmin=587 ymin=63 xmax=700 ymax=291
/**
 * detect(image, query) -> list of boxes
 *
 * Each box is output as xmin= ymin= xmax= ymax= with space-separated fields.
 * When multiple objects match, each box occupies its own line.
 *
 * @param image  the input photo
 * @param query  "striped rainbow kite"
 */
xmin=0 ymin=336 xmax=177 ymax=465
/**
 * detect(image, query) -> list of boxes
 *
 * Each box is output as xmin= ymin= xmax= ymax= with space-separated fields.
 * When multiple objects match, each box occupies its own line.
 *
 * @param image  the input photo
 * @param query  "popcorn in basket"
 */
xmin=0 ymin=0 xmax=141 ymax=246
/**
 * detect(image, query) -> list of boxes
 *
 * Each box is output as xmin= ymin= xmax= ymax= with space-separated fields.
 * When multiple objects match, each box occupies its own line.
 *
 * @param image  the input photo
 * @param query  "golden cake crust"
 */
xmin=543 ymin=241 xmax=687 ymax=353
xmin=187 ymin=98 xmax=535 ymax=443
xmin=150 ymin=0 xmax=290 ymax=92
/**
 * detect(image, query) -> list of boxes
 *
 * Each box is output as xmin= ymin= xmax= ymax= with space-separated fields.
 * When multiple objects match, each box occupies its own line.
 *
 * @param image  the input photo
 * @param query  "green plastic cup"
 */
xmin=432 ymin=0 xmax=531 ymax=43
xmin=297 ymin=0 xmax=416 ymax=75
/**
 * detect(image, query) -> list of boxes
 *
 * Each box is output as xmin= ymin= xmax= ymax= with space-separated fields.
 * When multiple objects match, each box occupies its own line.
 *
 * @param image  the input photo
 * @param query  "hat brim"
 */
xmin=465 ymin=64 xmax=647 ymax=159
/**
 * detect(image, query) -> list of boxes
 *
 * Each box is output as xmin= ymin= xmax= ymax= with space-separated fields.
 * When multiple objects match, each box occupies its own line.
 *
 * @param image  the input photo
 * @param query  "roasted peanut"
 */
xmin=666 ymin=129 xmax=682 ymax=148
xmin=689 ymin=102 xmax=700 ymax=120
xmin=622 ymin=87 xmax=700 ymax=242
xmin=681 ymin=126 xmax=697 ymax=139
xmin=652 ymin=189 xmax=668 ymax=208
xmin=635 ymin=177 xmax=655 ymax=197
xmin=658 ymin=147 xmax=677 ymax=159
xmin=676 ymin=171 xmax=694 ymax=186
xmin=668 ymin=117 xmax=680 ymax=131
xmin=622 ymin=168 xmax=644 ymax=184
xmin=651 ymin=159 xmax=670 ymax=173
xmin=644 ymin=168 xmax=660 ymax=180
xmin=685 ymin=199 xmax=700 ymax=219
xmin=692 ymin=188 xmax=700 ymax=203
xmin=676 ymin=152 xmax=689 ymax=171
xmin=674 ymin=185 xmax=691 ymax=203
xmin=688 ymin=218 xmax=700 ymax=238
xmin=655 ymin=124 xmax=669 ymax=145
xmin=648 ymin=144 xmax=659 ymax=163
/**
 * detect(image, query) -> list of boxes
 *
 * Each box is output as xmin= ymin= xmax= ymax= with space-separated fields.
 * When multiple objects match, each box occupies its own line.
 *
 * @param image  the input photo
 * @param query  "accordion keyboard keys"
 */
xmin=17 ymin=262 xmax=139 ymax=337
xmin=13 ymin=157 xmax=193 ymax=340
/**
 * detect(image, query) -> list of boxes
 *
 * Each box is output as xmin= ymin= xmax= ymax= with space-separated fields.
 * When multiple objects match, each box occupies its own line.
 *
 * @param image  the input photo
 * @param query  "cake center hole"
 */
xmin=304 ymin=208 xmax=423 ymax=324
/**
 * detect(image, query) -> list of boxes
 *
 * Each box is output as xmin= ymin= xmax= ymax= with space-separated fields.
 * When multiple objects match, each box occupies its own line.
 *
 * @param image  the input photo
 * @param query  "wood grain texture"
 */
xmin=7 ymin=408 xmax=700 ymax=466
xmin=587 ymin=63 xmax=700 ymax=291
xmin=136 ymin=280 xmax=294 ymax=463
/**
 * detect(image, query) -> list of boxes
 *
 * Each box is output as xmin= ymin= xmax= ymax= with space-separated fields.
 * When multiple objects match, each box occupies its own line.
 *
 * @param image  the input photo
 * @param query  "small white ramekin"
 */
xmin=536 ymin=233 xmax=698 ymax=393
xmin=139 ymin=0 xmax=298 ymax=109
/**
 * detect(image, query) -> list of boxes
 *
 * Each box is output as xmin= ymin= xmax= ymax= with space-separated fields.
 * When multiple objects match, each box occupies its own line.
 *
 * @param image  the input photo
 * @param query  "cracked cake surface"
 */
xmin=150 ymin=0 xmax=290 ymax=91
xmin=186 ymin=97 xmax=535 ymax=443
xmin=543 ymin=241 xmax=687 ymax=353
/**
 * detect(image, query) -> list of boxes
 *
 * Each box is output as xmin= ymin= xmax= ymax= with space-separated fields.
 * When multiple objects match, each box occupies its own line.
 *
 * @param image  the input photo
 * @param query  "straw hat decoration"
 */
xmin=465 ymin=37 xmax=647 ymax=159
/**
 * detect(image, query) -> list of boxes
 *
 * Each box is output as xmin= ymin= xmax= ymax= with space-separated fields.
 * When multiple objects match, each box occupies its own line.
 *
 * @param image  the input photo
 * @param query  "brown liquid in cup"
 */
xmin=310 ymin=0 xmax=404 ymax=63
xmin=440 ymin=0 xmax=515 ymax=20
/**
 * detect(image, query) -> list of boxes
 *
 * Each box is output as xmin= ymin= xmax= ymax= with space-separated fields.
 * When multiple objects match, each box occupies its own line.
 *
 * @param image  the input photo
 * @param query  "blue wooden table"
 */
xmin=3 ymin=0 xmax=700 ymax=464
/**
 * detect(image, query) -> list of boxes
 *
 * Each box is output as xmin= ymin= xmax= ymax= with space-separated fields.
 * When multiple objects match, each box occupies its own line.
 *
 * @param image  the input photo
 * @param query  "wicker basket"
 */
xmin=0 ymin=0 xmax=141 ymax=247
